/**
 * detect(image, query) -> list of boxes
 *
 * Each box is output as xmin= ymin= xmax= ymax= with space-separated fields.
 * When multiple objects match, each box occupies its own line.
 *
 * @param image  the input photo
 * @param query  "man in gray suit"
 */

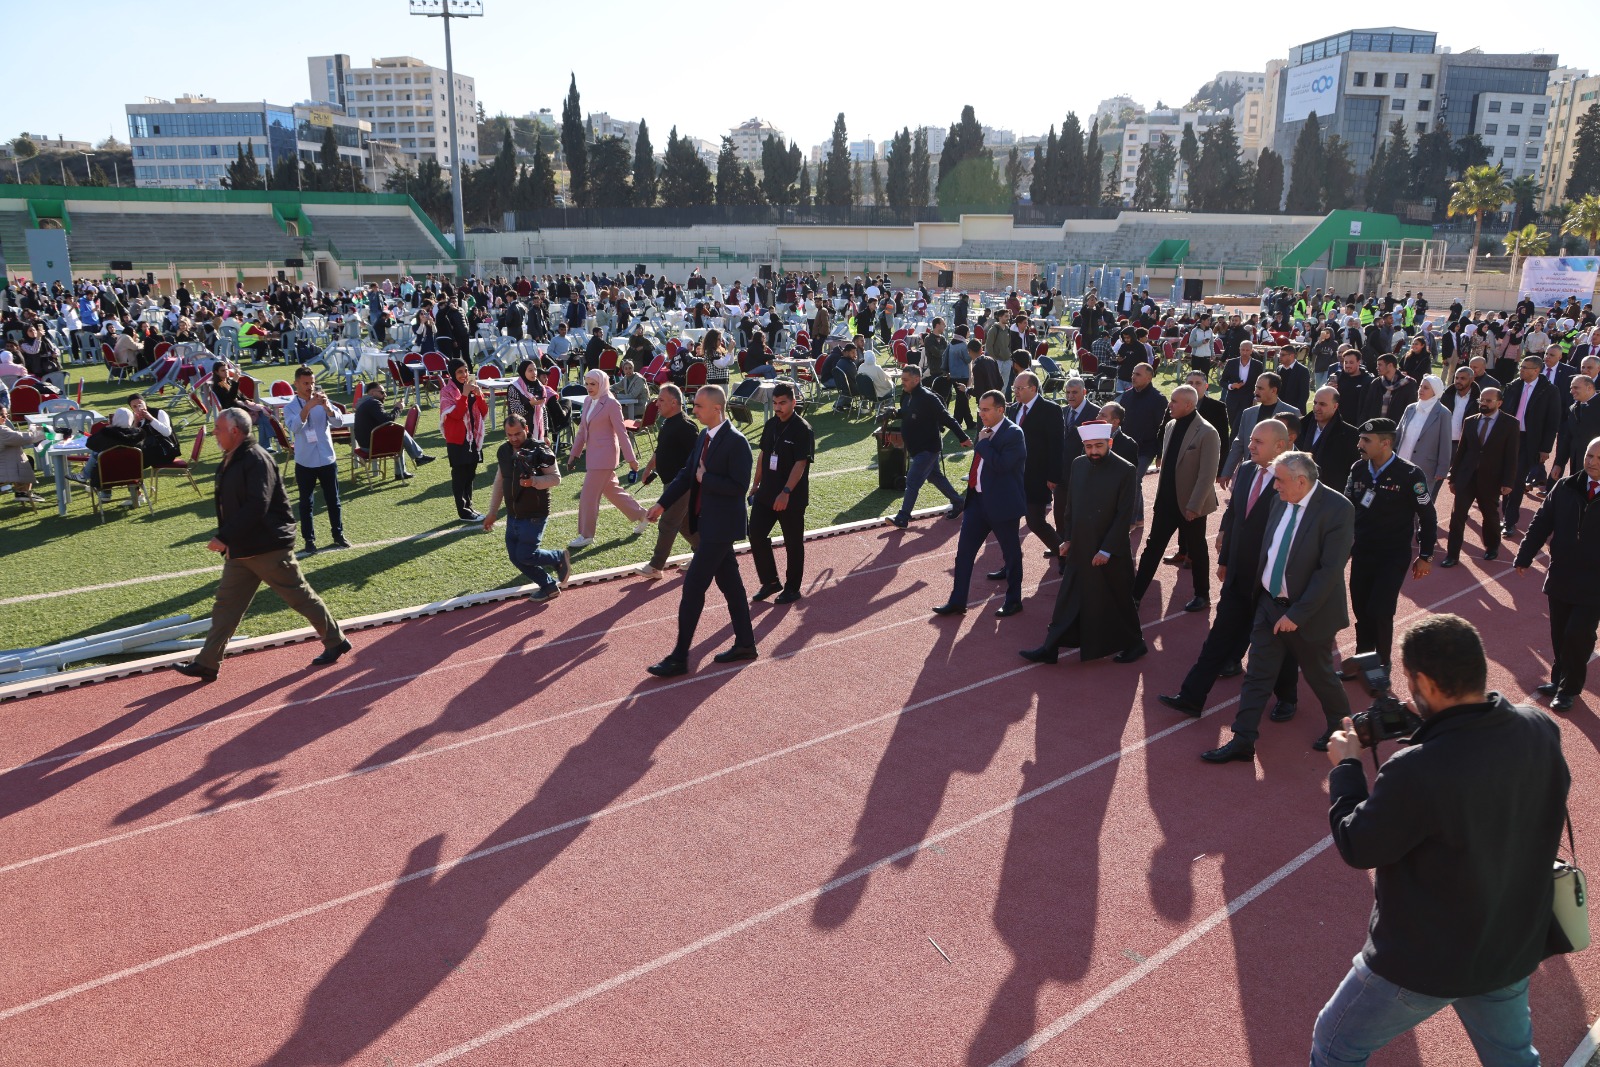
xmin=1202 ymin=451 xmax=1356 ymax=764
xmin=1218 ymin=371 xmax=1297 ymax=487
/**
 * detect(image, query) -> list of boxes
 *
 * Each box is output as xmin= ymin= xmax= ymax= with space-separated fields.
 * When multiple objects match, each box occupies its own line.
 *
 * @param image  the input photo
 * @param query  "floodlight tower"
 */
xmin=409 ymin=0 xmax=482 ymax=264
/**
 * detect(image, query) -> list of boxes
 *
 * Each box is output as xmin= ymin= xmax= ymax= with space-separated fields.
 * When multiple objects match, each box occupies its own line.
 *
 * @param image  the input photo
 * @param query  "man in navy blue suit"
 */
xmin=644 ymin=385 xmax=758 ymax=677
xmin=934 ymin=390 xmax=1029 ymax=618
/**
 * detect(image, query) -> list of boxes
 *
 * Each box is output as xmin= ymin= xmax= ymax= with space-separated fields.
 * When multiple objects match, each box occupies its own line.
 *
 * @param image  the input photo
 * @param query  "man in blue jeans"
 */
xmin=283 ymin=365 xmax=348 ymax=553
xmin=1312 ymin=614 xmax=1570 ymax=1066
xmin=483 ymin=413 xmax=570 ymax=602
xmin=889 ymin=363 xmax=972 ymax=528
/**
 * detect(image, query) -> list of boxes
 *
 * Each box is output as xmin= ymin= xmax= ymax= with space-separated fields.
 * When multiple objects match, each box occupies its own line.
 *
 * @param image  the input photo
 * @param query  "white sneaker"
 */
xmin=639 ymin=564 xmax=664 ymax=580
xmin=568 ymin=535 xmax=593 ymax=549
xmin=632 ymin=518 xmax=652 ymax=538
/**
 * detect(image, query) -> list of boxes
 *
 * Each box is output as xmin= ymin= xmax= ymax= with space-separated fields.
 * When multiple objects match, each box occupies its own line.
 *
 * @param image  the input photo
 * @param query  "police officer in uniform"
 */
xmin=1341 ymin=417 xmax=1436 ymax=675
xmin=748 ymin=381 xmax=815 ymax=604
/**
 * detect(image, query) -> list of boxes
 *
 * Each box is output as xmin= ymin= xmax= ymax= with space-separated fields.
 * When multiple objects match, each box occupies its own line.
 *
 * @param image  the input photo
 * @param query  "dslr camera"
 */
xmin=513 ymin=441 xmax=557 ymax=482
xmin=1350 ymin=694 xmax=1423 ymax=749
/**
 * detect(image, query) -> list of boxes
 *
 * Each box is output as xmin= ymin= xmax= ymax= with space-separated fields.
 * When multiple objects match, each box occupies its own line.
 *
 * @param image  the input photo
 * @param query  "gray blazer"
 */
xmin=1222 ymin=399 xmax=1298 ymax=480
xmin=1395 ymin=402 xmax=1453 ymax=486
xmin=1255 ymin=482 xmax=1355 ymax=643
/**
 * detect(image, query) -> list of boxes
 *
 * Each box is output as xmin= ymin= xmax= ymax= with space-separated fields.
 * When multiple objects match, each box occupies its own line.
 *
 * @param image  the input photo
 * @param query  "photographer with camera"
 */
xmin=482 ymin=413 xmax=569 ymax=603
xmin=1312 ymin=614 xmax=1570 ymax=1066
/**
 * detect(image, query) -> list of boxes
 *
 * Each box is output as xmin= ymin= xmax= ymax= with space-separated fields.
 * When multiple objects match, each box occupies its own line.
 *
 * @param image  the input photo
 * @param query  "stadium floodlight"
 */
xmin=409 ymin=0 xmax=483 ymax=267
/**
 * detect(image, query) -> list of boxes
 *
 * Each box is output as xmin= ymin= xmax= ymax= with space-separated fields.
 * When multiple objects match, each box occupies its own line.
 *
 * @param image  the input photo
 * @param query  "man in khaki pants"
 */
xmin=174 ymin=409 xmax=350 ymax=683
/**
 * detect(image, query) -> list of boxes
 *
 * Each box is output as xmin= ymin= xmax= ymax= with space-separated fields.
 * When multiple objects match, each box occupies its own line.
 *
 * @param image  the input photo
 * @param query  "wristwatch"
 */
xmin=780 ymin=487 xmax=792 ymax=495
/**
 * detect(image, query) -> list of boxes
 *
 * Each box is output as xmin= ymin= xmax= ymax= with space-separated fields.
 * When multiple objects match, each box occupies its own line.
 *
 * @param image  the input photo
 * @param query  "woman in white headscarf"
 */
xmin=567 ymin=368 xmax=649 ymax=549
xmin=1395 ymin=373 xmax=1453 ymax=498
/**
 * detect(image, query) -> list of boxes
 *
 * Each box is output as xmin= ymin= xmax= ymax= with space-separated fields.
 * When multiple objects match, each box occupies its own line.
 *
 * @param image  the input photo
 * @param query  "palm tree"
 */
xmin=1502 ymin=223 xmax=1551 ymax=282
xmin=1448 ymin=164 xmax=1513 ymax=276
xmin=1508 ymin=174 xmax=1541 ymax=228
xmin=1561 ymin=194 xmax=1600 ymax=254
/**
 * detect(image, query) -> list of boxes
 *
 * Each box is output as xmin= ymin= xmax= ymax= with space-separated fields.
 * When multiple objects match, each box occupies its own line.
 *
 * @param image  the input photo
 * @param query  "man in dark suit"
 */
xmin=997 ymin=370 xmax=1063 ymax=568
xmin=1274 ymin=344 xmax=1313 ymax=414
xmin=1515 ymin=438 xmax=1600 ymax=711
xmin=1202 ymin=451 xmax=1356 ymax=763
xmin=969 ymin=336 xmax=1003 ymax=397
xmin=1220 ymin=371 xmax=1296 ymax=485
xmin=1187 ymin=371 xmax=1230 ymax=463
xmin=1219 ymin=340 xmax=1265 ymax=438
xmin=645 ymin=385 xmax=758 ymax=677
xmin=1159 ymin=417 xmax=1300 ymax=716
xmin=1500 ymin=355 xmax=1563 ymax=535
xmin=1442 ymin=387 xmax=1518 ymax=566
xmin=1131 ymin=386 xmax=1220 ymax=611
xmin=1059 ymin=376 xmax=1100 ymax=474
xmin=935 ymin=390 xmax=1028 ymax=618
xmin=1555 ymin=375 xmax=1600 ymax=478
xmin=1300 ymin=386 xmax=1360 ymax=496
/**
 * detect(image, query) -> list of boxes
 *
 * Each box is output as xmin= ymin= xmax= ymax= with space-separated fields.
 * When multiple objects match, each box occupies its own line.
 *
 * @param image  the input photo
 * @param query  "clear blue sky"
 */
xmin=12 ymin=1 xmax=1596 ymax=153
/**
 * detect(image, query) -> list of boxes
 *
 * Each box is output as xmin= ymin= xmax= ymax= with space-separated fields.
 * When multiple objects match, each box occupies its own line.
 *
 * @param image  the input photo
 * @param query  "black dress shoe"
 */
xmin=647 ymin=657 xmax=688 ymax=678
xmin=713 ymin=644 xmax=759 ymax=664
xmin=1269 ymin=700 xmax=1298 ymax=723
xmin=1019 ymin=646 xmax=1059 ymax=664
xmin=945 ymin=501 xmax=964 ymax=520
xmin=888 ymin=515 xmax=909 ymax=529
xmin=1502 ymin=523 xmax=1518 ymax=538
xmin=1218 ymin=661 xmax=1243 ymax=678
xmin=173 ymin=661 xmax=217 ymax=684
xmin=1536 ymin=682 xmax=1560 ymax=697
xmin=415 ymin=454 xmax=437 ymax=466
xmin=1112 ymin=641 xmax=1148 ymax=664
xmin=1042 ymin=549 xmax=1056 ymax=559
xmin=311 ymin=639 xmax=352 ymax=666
xmin=931 ymin=602 xmax=967 ymax=616
xmin=994 ymin=602 xmax=1023 ymax=618
xmin=330 ymin=538 xmax=352 ymax=550
xmin=751 ymin=581 xmax=782 ymax=602
xmin=1439 ymin=556 xmax=1459 ymax=568
xmin=773 ymin=589 xmax=802 ymax=605
xmin=1483 ymin=548 xmax=1500 ymax=562
xmin=1158 ymin=693 xmax=1202 ymax=717
xmin=1312 ymin=728 xmax=1336 ymax=752
xmin=302 ymin=543 xmax=318 ymax=555
xmin=1201 ymin=738 xmax=1257 ymax=764
xmin=1183 ymin=596 xmax=1210 ymax=613
xmin=1552 ymin=693 xmax=1575 ymax=712
xmin=1337 ymin=667 xmax=1361 ymax=682
xmin=986 ymin=568 xmax=1008 ymax=581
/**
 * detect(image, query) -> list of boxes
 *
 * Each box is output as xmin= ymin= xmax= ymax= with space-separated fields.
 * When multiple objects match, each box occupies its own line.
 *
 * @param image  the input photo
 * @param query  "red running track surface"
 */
xmin=1 ymin=497 xmax=1597 ymax=1066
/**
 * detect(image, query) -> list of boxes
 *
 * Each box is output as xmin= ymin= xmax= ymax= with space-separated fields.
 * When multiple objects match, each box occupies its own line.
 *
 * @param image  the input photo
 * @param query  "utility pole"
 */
xmin=410 ymin=0 xmax=482 ymax=267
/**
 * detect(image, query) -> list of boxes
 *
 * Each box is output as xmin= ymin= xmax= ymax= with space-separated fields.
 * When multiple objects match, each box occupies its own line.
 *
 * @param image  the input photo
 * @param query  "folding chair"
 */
xmin=352 ymin=421 xmax=405 ymax=484
xmin=92 ymin=445 xmax=150 ymax=521
xmin=7 ymin=385 xmax=42 ymax=422
xmin=403 ymin=405 xmax=420 ymax=438
xmin=268 ymin=417 xmax=294 ymax=469
xmin=624 ymin=398 xmax=659 ymax=445
xmin=270 ymin=379 xmax=293 ymax=398
xmin=152 ymin=426 xmax=205 ymax=504
xmin=237 ymin=375 xmax=259 ymax=401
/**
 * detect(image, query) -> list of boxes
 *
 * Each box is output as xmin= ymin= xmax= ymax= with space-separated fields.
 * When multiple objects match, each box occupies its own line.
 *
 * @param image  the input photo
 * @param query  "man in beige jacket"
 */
xmin=1132 ymin=385 xmax=1221 ymax=612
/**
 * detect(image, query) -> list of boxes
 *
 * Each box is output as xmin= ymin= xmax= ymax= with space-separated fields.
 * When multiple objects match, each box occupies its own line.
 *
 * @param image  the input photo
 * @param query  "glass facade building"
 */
xmin=1291 ymin=29 xmax=1437 ymax=65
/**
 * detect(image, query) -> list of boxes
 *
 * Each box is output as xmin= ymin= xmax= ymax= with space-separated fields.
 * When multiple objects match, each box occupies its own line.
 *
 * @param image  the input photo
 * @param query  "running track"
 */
xmin=2 ymin=490 xmax=1597 ymax=1066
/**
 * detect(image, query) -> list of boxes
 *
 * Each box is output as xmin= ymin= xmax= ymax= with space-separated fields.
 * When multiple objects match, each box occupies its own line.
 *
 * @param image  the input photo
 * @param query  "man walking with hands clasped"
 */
xmin=748 ymin=382 xmax=814 ymax=605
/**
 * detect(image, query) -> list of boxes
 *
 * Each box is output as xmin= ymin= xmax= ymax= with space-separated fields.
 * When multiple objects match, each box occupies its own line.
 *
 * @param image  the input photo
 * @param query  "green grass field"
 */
xmin=0 ymin=351 xmax=1186 ymax=660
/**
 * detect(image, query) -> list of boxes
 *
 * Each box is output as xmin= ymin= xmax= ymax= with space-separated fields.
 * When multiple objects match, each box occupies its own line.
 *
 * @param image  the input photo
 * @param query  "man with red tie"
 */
xmin=644 ymin=385 xmax=757 ymax=677
xmin=934 ymin=390 xmax=1028 ymax=618
xmin=1514 ymin=438 xmax=1600 ymax=712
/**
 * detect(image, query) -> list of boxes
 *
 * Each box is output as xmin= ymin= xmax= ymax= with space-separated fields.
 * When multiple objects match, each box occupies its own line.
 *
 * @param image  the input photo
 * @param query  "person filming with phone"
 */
xmin=1311 ymin=614 xmax=1571 ymax=1067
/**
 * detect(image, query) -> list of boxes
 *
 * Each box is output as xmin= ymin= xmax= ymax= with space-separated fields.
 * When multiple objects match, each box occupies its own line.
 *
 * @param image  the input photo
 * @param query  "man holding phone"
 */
xmin=283 ymin=365 xmax=348 ymax=553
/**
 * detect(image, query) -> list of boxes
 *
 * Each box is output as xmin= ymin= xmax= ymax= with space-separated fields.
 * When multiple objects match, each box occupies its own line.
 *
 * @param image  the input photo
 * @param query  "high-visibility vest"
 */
xmin=1360 ymin=306 xmax=1375 ymax=326
xmin=1323 ymin=300 xmax=1339 ymax=319
xmin=1294 ymin=300 xmax=1308 ymax=319
xmin=1402 ymin=306 xmax=1415 ymax=328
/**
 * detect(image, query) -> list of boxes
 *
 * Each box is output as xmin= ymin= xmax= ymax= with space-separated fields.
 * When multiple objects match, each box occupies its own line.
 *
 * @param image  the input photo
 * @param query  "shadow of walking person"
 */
xmin=256 ymin=675 xmax=717 ymax=1066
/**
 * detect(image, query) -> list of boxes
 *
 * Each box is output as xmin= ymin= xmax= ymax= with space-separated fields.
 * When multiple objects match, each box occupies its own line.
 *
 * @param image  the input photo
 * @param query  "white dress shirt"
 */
xmin=1261 ymin=480 xmax=1319 ymax=598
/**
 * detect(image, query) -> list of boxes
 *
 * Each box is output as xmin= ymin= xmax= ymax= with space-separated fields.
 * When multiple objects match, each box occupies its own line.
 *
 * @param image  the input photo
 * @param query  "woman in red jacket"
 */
xmin=440 ymin=358 xmax=488 ymax=521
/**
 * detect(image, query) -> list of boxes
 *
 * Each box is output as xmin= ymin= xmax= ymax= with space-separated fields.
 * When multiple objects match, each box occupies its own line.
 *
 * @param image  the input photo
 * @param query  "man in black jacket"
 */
xmin=890 ymin=364 xmax=973 ymax=527
xmin=1300 ymin=386 xmax=1360 ymax=495
xmin=1501 ymin=355 xmax=1563 ymax=535
xmin=352 ymin=383 xmax=433 ymax=478
xmin=1274 ymin=344 xmax=1313 ymax=414
xmin=1356 ymin=353 xmax=1419 ymax=424
xmin=1219 ymin=339 xmax=1265 ymax=436
xmin=1001 ymin=370 xmax=1063 ymax=561
xmin=173 ymin=410 xmax=350 ymax=683
xmin=1443 ymin=389 xmax=1519 ymax=566
xmin=1515 ymin=438 xmax=1600 ymax=710
xmin=1313 ymin=615 xmax=1568 ymax=1064
xmin=1554 ymin=374 xmax=1600 ymax=477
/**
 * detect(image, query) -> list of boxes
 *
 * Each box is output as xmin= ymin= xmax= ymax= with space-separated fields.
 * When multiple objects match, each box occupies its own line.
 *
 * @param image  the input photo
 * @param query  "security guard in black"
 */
xmin=749 ymin=382 xmax=815 ymax=604
xmin=1345 ymin=417 xmax=1437 ymax=667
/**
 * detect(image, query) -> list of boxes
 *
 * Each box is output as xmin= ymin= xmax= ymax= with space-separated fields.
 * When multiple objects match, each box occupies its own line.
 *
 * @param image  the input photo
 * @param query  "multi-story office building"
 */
xmin=848 ymin=140 xmax=878 ymax=163
xmin=1119 ymin=109 xmax=1230 ymax=203
xmin=1539 ymin=68 xmax=1599 ymax=210
xmin=588 ymin=112 xmax=641 ymax=149
xmin=309 ymin=54 xmax=477 ymax=169
xmin=1235 ymin=90 xmax=1267 ymax=159
xmin=728 ymin=118 xmax=783 ymax=165
xmin=126 ymin=96 xmax=371 ymax=190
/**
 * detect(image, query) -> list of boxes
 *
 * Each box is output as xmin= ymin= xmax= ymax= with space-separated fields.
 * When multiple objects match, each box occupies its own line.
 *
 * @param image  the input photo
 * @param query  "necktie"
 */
xmin=695 ymin=432 xmax=709 ymax=513
xmin=1247 ymin=467 xmax=1268 ymax=514
xmin=1480 ymin=417 xmax=1490 ymax=445
xmin=1590 ymin=480 xmax=1598 ymax=502
xmin=1018 ymin=403 xmax=1028 ymax=425
xmin=968 ymin=453 xmax=982 ymax=492
xmin=1268 ymin=503 xmax=1300 ymax=598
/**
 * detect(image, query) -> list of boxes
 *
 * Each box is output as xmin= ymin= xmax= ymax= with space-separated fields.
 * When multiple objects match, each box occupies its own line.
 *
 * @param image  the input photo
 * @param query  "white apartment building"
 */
xmin=1540 ymin=69 xmax=1599 ymax=210
xmin=728 ymin=118 xmax=783 ymax=165
xmin=1213 ymin=70 xmax=1267 ymax=93
xmin=1235 ymin=90 xmax=1266 ymax=159
xmin=1094 ymin=95 xmax=1145 ymax=131
xmin=1472 ymin=90 xmax=1549 ymax=182
xmin=126 ymin=96 xmax=371 ymax=190
xmin=588 ymin=112 xmax=640 ymax=149
xmin=1119 ymin=109 xmax=1229 ymax=203
xmin=310 ymin=54 xmax=477 ymax=169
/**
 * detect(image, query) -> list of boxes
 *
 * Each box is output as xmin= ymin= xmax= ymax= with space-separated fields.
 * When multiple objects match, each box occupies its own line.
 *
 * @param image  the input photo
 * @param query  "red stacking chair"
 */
xmin=352 ymin=421 xmax=405 ymax=483
xmin=624 ymin=398 xmax=658 ymax=445
xmin=891 ymin=340 xmax=910 ymax=367
xmin=237 ymin=374 xmax=259 ymax=400
xmin=152 ymin=425 xmax=205 ymax=504
xmin=685 ymin=361 xmax=707 ymax=389
xmin=270 ymin=379 xmax=293 ymax=397
xmin=93 ymin=445 xmax=149 ymax=521
xmin=6 ymin=384 xmax=42 ymax=421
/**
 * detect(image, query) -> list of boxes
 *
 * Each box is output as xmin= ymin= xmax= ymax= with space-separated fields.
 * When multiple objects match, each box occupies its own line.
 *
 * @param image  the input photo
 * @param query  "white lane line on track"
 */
xmin=2 ymin=543 xmax=960 ymax=777
xmin=984 ymin=836 xmax=1336 ymax=1067
xmin=0 ymin=463 xmax=880 ymax=607
xmin=0 ymin=549 xmax=990 ymax=878
xmin=0 ymin=572 xmax=1505 ymax=1032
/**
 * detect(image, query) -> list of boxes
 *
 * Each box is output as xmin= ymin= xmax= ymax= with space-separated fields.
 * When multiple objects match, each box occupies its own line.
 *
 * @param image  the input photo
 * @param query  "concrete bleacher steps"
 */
xmin=955 ymin=218 xmax=1321 ymax=270
xmin=66 ymin=212 xmax=302 ymax=266
xmin=303 ymin=214 xmax=447 ymax=262
xmin=0 ymin=212 xmax=28 ymax=265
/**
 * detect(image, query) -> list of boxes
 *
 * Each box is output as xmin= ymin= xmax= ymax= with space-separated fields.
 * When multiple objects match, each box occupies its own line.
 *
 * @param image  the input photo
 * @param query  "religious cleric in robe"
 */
xmin=1019 ymin=421 xmax=1148 ymax=664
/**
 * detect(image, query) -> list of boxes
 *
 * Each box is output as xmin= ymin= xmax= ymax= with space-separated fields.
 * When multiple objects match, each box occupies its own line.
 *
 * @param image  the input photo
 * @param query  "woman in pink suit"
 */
xmin=568 ymin=368 xmax=650 ymax=549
